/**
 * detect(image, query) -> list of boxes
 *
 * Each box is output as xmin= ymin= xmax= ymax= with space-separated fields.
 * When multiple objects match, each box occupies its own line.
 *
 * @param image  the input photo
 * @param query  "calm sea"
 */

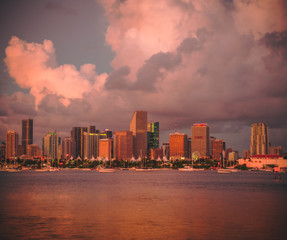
xmin=0 ymin=169 xmax=286 ymax=240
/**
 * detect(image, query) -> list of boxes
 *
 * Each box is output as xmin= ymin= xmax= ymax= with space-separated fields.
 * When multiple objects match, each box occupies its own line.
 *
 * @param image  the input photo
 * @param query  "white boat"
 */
xmin=217 ymin=169 xmax=232 ymax=174
xmin=178 ymin=166 xmax=194 ymax=171
xmin=97 ymin=167 xmax=116 ymax=173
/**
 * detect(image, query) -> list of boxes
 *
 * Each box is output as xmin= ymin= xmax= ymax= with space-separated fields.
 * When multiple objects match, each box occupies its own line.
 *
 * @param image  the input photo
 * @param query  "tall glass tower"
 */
xmin=147 ymin=121 xmax=159 ymax=152
xmin=22 ymin=119 xmax=33 ymax=154
xmin=129 ymin=111 xmax=147 ymax=158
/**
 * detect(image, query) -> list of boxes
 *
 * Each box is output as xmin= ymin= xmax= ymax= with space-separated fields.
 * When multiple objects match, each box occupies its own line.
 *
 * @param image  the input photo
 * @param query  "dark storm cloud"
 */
xmin=261 ymin=30 xmax=287 ymax=60
xmin=133 ymin=52 xmax=181 ymax=91
xmin=105 ymin=66 xmax=130 ymax=90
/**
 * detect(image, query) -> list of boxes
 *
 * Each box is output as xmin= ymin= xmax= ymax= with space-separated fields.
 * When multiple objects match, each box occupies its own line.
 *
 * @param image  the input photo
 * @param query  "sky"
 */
xmin=0 ymin=0 xmax=287 ymax=155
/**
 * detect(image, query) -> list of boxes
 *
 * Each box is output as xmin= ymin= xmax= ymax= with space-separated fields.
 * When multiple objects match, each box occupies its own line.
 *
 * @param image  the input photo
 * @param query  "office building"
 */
xmin=62 ymin=137 xmax=73 ymax=160
xmin=269 ymin=146 xmax=282 ymax=156
xmin=161 ymin=142 xmax=170 ymax=159
xmin=169 ymin=132 xmax=188 ymax=160
xmin=130 ymin=111 xmax=147 ymax=158
xmin=6 ymin=130 xmax=19 ymax=160
xmin=99 ymin=138 xmax=113 ymax=159
xmin=43 ymin=131 xmax=59 ymax=160
xmin=212 ymin=139 xmax=226 ymax=160
xmin=22 ymin=119 xmax=33 ymax=154
xmin=150 ymin=148 xmax=163 ymax=160
xmin=250 ymin=123 xmax=269 ymax=156
xmin=71 ymin=127 xmax=87 ymax=158
xmin=27 ymin=144 xmax=42 ymax=158
xmin=114 ymin=131 xmax=133 ymax=160
xmin=147 ymin=122 xmax=159 ymax=154
xmin=83 ymin=132 xmax=107 ymax=159
xmin=191 ymin=123 xmax=210 ymax=158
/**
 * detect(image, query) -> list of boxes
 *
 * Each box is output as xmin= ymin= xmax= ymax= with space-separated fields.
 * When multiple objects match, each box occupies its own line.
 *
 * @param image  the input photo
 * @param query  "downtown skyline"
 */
xmin=0 ymin=0 xmax=287 ymax=154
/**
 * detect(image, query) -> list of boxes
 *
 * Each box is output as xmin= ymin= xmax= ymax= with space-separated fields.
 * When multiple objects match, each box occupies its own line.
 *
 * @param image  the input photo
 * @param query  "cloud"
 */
xmin=4 ymin=36 xmax=106 ymax=108
xmin=2 ymin=0 xmax=287 ymax=153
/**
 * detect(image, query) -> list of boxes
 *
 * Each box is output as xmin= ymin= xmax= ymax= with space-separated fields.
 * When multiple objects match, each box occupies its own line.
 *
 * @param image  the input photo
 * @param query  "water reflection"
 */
xmin=0 ymin=170 xmax=286 ymax=239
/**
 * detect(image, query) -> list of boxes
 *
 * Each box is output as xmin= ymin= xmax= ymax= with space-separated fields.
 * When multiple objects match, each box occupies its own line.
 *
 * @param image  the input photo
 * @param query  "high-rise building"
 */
xmin=169 ymin=132 xmax=188 ymax=160
xmin=147 ymin=122 xmax=159 ymax=154
xmin=6 ymin=130 xmax=19 ymax=160
xmin=161 ymin=142 xmax=170 ymax=159
xmin=22 ymin=119 xmax=33 ymax=154
xmin=27 ymin=144 xmax=42 ymax=158
xmin=0 ymin=142 xmax=6 ymax=160
xmin=43 ymin=131 xmax=59 ymax=160
xmin=129 ymin=111 xmax=147 ymax=158
xmin=88 ymin=125 xmax=96 ymax=133
xmin=191 ymin=123 xmax=210 ymax=158
xmin=250 ymin=123 xmax=269 ymax=156
xmin=99 ymin=138 xmax=113 ymax=159
xmin=71 ymin=127 xmax=87 ymax=158
xmin=269 ymin=146 xmax=283 ymax=156
xmin=83 ymin=132 xmax=107 ymax=159
xmin=212 ymin=139 xmax=226 ymax=160
xmin=62 ymin=137 xmax=73 ymax=160
xmin=150 ymin=148 xmax=163 ymax=160
xmin=114 ymin=131 xmax=133 ymax=160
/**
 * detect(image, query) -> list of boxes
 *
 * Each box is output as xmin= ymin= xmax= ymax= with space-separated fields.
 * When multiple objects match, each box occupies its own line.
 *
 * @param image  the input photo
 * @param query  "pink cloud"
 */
xmin=4 ymin=36 xmax=106 ymax=107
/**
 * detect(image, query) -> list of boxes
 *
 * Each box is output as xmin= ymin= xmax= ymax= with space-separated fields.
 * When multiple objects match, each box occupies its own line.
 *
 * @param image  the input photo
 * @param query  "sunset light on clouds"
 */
xmin=0 ymin=0 xmax=287 ymax=153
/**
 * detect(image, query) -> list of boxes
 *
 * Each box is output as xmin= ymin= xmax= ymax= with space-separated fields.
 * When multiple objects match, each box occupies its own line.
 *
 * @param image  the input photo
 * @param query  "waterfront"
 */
xmin=0 ymin=170 xmax=286 ymax=239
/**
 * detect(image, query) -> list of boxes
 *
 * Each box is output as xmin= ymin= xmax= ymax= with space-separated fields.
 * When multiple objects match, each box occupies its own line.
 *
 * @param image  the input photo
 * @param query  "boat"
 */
xmin=7 ymin=168 xmax=22 ymax=173
xmin=178 ymin=166 xmax=194 ymax=171
xmin=97 ymin=167 xmax=116 ymax=173
xmin=217 ymin=169 xmax=232 ymax=174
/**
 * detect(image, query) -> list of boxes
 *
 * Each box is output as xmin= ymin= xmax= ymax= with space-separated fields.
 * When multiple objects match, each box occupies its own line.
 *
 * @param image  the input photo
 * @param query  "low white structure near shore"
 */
xmin=238 ymin=154 xmax=287 ymax=169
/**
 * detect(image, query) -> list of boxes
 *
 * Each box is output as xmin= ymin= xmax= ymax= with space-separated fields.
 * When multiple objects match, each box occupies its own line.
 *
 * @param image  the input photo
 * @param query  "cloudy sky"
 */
xmin=0 ymin=0 xmax=287 ymax=154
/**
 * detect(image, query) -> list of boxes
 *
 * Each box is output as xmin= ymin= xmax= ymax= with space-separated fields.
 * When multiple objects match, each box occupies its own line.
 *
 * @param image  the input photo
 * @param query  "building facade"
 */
xmin=169 ymin=132 xmax=188 ymax=160
xmin=191 ymin=123 xmax=210 ymax=158
xmin=114 ymin=131 xmax=133 ymax=160
xmin=250 ymin=122 xmax=269 ymax=156
xmin=62 ymin=137 xmax=73 ymax=160
xmin=6 ymin=130 xmax=19 ymax=160
xmin=99 ymin=138 xmax=113 ymax=159
xmin=71 ymin=127 xmax=87 ymax=158
xmin=22 ymin=119 xmax=33 ymax=154
xmin=212 ymin=139 xmax=226 ymax=160
xmin=83 ymin=132 xmax=107 ymax=160
xmin=129 ymin=111 xmax=147 ymax=158
xmin=43 ymin=131 xmax=59 ymax=160
xmin=147 ymin=121 xmax=159 ymax=155
xmin=27 ymin=144 xmax=42 ymax=158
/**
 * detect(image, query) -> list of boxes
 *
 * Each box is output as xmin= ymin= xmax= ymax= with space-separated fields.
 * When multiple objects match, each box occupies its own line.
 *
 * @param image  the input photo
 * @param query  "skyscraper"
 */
xmin=83 ymin=132 xmax=107 ymax=159
xmin=169 ymin=132 xmax=188 ymax=160
xmin=147 ymin=121 xmax=159 ymax=155
xmin=99 ymin=138 xmax=113 ymax=159
xmin=43 ymin=131 xmax=59 ymax=160
xmin=250 ymin=122 xmax=269 ymax=156
xmin=191 ymin=123 xmax=210 ymax=158
xmin=22 ymin=119 xmax=33 ymax=154
xmin=71 ymin=127 xmax=87 ymax=158
xmin=6 ymin=130 xmax=19 ymax=160
xmin=62 ymin=137 xmax=73 ymax=160
xmin=212 ymin=139 xmax=226 ymax=160
xmin=114 ymin=131 xmax=133 ymax=160
xmin=129 ymin=111 xmax=147 ymax=158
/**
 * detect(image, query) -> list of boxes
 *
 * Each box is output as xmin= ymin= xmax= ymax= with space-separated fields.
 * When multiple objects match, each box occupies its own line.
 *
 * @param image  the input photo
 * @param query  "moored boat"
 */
xmin=178 ymin=166 xmax=194 ymax=171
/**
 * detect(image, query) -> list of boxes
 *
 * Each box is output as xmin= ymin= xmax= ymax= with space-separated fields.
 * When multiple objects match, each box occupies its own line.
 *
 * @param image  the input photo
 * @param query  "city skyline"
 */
xmin=0 ymin=0 xmax=287 ymax=154
xmin=2 ymin=116 xmax=285 ymax=160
